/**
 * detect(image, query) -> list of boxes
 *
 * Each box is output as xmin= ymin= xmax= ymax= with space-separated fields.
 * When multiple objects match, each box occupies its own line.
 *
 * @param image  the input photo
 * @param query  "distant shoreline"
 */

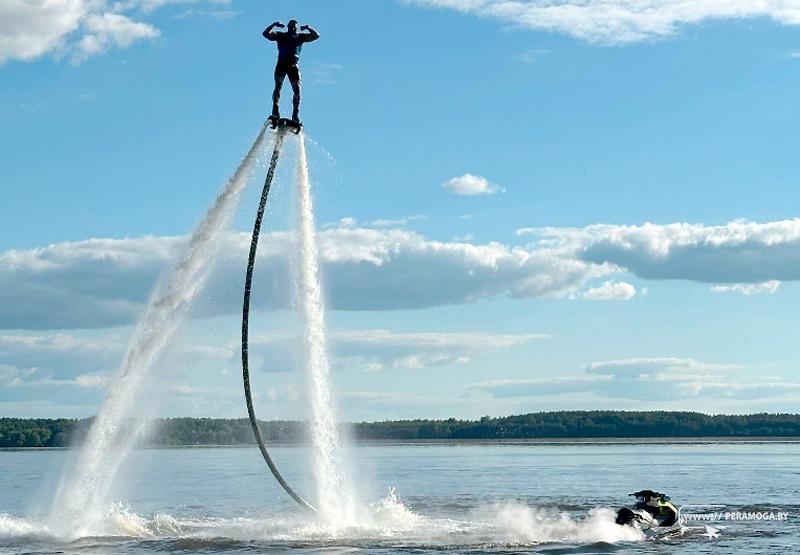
xmin=4 ymin=412 xmax=800 ymax=448
xmin=3 ymin=436 xmax=800 ymax=451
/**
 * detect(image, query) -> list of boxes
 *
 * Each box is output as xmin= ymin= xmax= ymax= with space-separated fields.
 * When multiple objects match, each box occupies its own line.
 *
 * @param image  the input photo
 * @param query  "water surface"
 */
xmin=1 ymin=442 xmax=797 ymax=553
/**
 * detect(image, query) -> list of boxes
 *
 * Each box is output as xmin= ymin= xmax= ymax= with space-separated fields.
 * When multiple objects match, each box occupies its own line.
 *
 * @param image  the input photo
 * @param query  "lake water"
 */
xmin=1 ymin=441 xmax=798 ymax=553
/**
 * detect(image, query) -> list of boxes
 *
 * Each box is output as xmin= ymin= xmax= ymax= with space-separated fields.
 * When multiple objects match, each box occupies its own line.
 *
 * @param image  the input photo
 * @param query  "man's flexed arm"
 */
xmin=300 ymin=24 xmax=320 ymax=42
xmin=262 ymin=21 xmax=284 ymax=41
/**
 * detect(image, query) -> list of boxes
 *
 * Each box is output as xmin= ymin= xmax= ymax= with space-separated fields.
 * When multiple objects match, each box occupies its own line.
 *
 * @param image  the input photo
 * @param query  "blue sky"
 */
xmin=2 ymin=0 xmax=800 ymax=420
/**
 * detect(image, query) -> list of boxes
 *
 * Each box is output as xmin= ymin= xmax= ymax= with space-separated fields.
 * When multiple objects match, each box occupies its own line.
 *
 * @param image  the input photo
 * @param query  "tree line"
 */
xmin=2 ymin=411 xmax=800 ymax=448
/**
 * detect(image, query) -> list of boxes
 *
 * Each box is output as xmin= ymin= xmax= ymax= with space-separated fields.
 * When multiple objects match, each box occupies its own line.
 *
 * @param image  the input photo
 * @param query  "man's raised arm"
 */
xmin=262 ymin=21 xmax=284 ymax=41
xmin=300 ymin=24 xmax=320 ymax=42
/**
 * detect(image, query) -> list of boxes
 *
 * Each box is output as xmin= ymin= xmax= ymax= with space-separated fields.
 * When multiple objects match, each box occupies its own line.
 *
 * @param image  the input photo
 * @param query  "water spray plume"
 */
xmin=49 ymin=123 xmax=272 ymax=538
xmin=240 ymin=131 xmax=351 ymax=521
xmin=241 ymin=129 xmax=317 ymax=513
xmin=293 ymin=136 xmax=348 ymax=520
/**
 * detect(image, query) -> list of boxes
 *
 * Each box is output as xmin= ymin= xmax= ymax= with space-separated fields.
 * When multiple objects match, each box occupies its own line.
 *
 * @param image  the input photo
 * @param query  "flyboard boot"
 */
xmin=285 ymin=109 xmax=302 ymax=134
xmin=268 ymin=104 xmax=280 ymax=128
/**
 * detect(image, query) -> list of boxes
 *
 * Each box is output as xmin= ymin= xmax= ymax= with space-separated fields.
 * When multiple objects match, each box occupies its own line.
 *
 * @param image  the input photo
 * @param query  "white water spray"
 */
xmin=49 ymin=124 xmax=272 ymax=538
xmin=293 ymin=135 xmax=348 ymax=520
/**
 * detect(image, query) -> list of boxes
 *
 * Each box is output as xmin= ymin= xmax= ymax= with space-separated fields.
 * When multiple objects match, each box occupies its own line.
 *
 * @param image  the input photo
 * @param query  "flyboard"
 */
xmin=268 ymin=115 xmax=302 ymax=134
xmin=241 ymin=118 xmax=316 ymax=513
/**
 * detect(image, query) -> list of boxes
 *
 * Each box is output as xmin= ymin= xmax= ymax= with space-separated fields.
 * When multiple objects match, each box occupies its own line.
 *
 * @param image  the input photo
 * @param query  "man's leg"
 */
xmin=272 ymin=62 xmax=287 ymax=117
xmin=288 ymin=65 xmax=301 ymax=121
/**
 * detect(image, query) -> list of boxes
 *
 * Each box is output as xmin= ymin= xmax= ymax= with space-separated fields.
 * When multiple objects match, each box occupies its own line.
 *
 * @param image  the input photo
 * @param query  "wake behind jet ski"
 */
xmin=616 ymin=490 xmax=679 ymax=530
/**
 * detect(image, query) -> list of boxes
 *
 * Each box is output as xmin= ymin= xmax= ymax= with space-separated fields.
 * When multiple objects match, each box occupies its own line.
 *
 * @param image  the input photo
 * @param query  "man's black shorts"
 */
xmin=275 ymin=59 xmax=300 ymax=83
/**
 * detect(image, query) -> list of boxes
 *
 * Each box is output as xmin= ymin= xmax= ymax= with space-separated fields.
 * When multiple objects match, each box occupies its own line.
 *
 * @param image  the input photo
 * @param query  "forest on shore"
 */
xmin=2 ymin=411 xmax=800 ymax=448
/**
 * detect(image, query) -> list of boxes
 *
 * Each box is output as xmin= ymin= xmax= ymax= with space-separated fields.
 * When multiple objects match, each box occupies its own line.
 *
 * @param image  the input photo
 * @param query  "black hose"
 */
xmin=241 ymin=128 xmax=317 ymax=513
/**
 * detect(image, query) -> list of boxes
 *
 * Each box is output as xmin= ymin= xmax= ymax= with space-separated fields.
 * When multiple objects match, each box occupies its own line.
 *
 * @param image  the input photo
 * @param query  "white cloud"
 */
xmin=172 ymin=9 xmax=240 ymax=20
xmin=5 ymin=218 xmax=800 ymax=329
xmin=0 ymin=228 xmax=609 ymax=329
xmin=0 ymin=0 xmax=232 ymax=63
xmin=224 ymin=224 xmax=607 ymax=309
xmin=514 ymin=48 xmax=551 ymax=64
xmin=523 ymin=218 xmax=800 ymax=284
xmin=0 ymin=333 xmax=122 ymax=377
xmin=0 ymin=363 xmax=29 ymax=387
xmin=72 ymin=12 xmax=159 ymax=62
xmin=469 ymin=374 xmax=609 ymax=397
xmin=580 ymin=280 xmax=637 ymax=301
xmin=121 ymin=0 xmax=233 ymax=13
xmin=0 ymin=361 xmax=114 ymax=396
xmin=408 ymin=0 xmax=800 ymax=44
xmin=74 ymin=374 xmax=111 ymax=388
xmin=334 ymin=329 xmax=544 ymax=371
xmin=368 ymin=218 xmax=406 ymax=227
xmin=306 ymin=60 xmax=345 ymax=86
xmin=0 ymin=235 xmax=175 ymax=328
xmin=248 ymin=329 xmax=546 ymax=373
xmin=338 ymin=389 xmax=467 ymax=410
xmin=469 ymin=356 xmax=800 ymax=402
xmin=367 ymin=214 xmax=427 ymax=227
xmin=0 ymin=331 xmax=233 ymax=397
xmin=443 ymin=173 xmax=503 ymax=195
xmin=335 ymin=217 xmax=358 ymax=228
xmin=585 ymin=356 xmax=740 ymax=376
xmin=0 ymin=327 xmax=546 ymax=416
xmin=0 ymin=0 xmax=86 ymax=62
xmin=710 ymin=280 xmax=781 ymax=295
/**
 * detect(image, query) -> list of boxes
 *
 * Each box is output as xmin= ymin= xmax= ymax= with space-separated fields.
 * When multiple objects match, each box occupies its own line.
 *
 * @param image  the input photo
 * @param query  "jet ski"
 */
xmin=616 ymin=490 xmax=682 ymax=537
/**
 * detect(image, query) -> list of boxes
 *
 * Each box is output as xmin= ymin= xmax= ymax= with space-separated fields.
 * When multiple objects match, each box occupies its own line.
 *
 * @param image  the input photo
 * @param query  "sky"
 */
xmin=2 ymin=0 xmax=800 ymax=421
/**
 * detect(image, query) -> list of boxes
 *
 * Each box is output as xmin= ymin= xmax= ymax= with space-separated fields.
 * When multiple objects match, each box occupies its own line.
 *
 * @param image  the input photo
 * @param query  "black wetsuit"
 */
xmin=264 ymin=27 xmax=319 ymax=120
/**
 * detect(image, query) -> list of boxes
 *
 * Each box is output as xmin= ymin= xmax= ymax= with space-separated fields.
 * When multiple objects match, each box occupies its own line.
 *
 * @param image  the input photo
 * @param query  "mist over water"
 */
xmin=293 ymin=135 xmax=350 ymax=520
xmin=48 ymin=124 xmax=273 ymax=539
